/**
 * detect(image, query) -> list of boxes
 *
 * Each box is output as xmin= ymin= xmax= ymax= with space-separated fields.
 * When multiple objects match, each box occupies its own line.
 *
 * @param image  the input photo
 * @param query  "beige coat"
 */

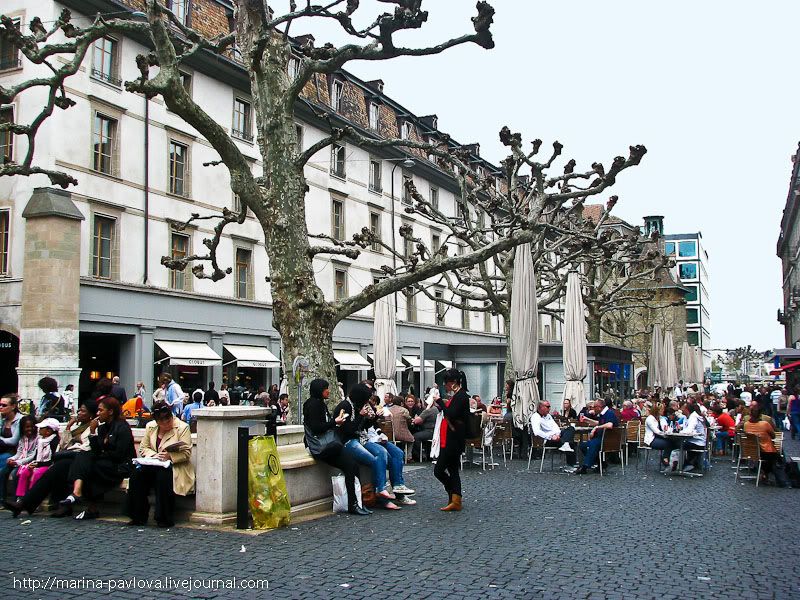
xmin=138 ymin=418 xmax=195 ymax=496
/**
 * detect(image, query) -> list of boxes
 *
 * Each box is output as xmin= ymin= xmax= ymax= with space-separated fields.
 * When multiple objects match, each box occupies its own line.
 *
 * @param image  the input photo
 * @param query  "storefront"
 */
xmin=154 ymin=340 xmax=222 ymax=394
xmin=334 ymin=349 xmax=372 ymax=393
xmin=222 ymin=344 xmax=281 ymax=392
xmin=401 ymin=355 xmax=434 ymax=396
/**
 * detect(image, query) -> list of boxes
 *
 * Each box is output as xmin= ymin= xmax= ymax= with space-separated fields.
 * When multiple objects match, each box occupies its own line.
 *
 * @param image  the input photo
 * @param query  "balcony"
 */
xmin=90 ymin=68 xmax=122 ymax=87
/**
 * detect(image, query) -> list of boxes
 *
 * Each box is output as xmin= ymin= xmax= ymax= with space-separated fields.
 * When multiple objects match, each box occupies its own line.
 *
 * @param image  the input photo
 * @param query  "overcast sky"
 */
xmin=287 ymin=0 xmax=796 ymax=351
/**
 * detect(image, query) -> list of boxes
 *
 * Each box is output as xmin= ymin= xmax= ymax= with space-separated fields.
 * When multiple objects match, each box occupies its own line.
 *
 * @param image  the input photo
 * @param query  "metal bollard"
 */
xmin=236 ymin=425 xmax=249 ymax=529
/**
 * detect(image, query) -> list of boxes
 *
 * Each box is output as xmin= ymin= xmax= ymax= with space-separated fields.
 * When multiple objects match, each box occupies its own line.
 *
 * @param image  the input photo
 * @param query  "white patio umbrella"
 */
xmin=662 ymin=330 xmax=678 ymax=398
xmin=693 ymin=346 xmax=705 ymax=385
xmin=510 ymin=243 xmax=540 ymax=429
xmin=647 ymin=324 xmax=663 ymax=390
xmin=680 ymin=341 xmax=692 ymax=384
xmin=562 ymin=272 xmax=587 ymax=413
xmin=373 ymin=295 xmax=398 ymax=402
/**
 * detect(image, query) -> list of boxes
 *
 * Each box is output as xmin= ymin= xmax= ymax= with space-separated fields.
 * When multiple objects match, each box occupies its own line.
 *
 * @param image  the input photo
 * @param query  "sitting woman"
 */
xmin=643 ymin=403 xmax=676 ymax=470
xmin=561 ymin=399 xmax=578 ymax=420
xmin=3 ymin=401 xmax=98 ymax=517
xmin=744 ymin=405 xmax=790 ymax=487
xmin=126 ymin=402 xmax=194 ymax=528
xmin=679 ymin=402 xmax=708 ymax=473
xmin=52 ymin=396 xmax=135 ymax=520
xmin=0 ymin=416 xmax=37 ymax=503
xmin=15 ymin=418 xmax=60 ymax=498
xmin=303 ymin=379 xmax=368 ymax=516
xmin=711 ymin=405 xmax=735 ymax=455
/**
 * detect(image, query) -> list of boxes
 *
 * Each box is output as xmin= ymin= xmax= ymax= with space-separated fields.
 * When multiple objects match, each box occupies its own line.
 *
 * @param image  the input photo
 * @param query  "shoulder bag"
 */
xmin=304 ymin=424 xmax=343 ymax=459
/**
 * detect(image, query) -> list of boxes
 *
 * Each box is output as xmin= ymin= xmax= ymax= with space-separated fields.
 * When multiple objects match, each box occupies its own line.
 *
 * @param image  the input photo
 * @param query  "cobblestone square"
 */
xmin=1 ymin=442 xmax=799 ymax=600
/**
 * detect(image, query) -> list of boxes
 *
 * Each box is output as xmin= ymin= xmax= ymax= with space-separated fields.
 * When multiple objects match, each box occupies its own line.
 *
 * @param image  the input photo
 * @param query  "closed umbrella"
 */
xmin=647 ymin=324 xmax=663 ymax=390
xmin=680 ymin=341 xmax=692 ymax=384
xmin=562 ymin=272 xmax=587 ymax=413
xmin=662 ymin=330 xmax=678 ymax=398
xmin=373 ymin=295 xmax=398 ymax=402
xmin=693 ymin=346 xmax=704 ymax=385
xmin=510 ymin=243 xmax=540 ymax=429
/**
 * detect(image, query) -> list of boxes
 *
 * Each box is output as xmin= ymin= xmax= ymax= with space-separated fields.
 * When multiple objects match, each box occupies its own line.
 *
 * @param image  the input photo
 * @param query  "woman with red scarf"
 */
xmin=433 ymin=369 xmax=470 ymax=512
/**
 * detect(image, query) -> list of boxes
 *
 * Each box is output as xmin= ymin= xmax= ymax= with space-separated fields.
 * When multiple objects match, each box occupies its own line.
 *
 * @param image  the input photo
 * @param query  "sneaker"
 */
xmin=396 ymin=495 xmax=417 ymax=505
xmin=74 ymin=509 xmax=99 ymax=520
xmin=558 ymin=443 xmax=573 ymax=452
xmin=682 ymin=464 xmax=695 ymax=473
xmin=391 ymin=484 xmax=416 ymax=495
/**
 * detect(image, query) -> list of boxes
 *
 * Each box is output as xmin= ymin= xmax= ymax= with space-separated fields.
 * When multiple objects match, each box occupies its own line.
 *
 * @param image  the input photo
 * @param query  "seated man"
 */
xmin=576 ymin=398 xmax=619 ymax=474
xmin=530 ymin=401 xmax=575 ymax=467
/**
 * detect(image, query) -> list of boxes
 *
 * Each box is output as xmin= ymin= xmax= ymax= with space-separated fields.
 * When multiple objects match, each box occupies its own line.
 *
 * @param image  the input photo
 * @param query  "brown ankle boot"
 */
xmin=441 ymin=494 xmax=462 ymax=512
xmin=439 ymin=493 xmax=452 ymax=511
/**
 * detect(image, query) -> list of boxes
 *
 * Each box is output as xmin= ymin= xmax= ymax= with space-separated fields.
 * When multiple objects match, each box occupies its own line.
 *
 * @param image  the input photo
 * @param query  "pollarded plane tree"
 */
xmin=0 ymin=1 xmax=645 ymax=414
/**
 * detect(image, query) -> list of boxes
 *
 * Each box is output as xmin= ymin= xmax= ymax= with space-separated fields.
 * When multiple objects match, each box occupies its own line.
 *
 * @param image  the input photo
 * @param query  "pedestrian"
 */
xmin=62 ymin=384 xmax=76 ymax=417
xmin=161 ymin=373 xmax=185 ymax=417
xmin=37 ymin=377 xmax=66 ymax=420
xmin=218 ymin=383 xmax=230 ymax=406
xmin=433 ymin=368 xmax=470 ymax=511
xmin=205 ymin=381 xmax=220 ymax=406
xmin=111 ymin=376 xmax=128 ymax=404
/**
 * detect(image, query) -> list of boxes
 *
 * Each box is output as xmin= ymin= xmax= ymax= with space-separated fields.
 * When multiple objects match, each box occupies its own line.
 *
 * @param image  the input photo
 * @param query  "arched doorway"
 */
xmin=635 ymin=367 xmax=648 ymax=390
xmin=0 ymin=330 xmax=19 ymax=396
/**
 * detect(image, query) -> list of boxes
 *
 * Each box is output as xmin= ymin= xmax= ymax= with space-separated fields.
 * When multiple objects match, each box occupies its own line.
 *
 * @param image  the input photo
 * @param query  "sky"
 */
xmin=283 ymin=0 xmax=797 ymax=351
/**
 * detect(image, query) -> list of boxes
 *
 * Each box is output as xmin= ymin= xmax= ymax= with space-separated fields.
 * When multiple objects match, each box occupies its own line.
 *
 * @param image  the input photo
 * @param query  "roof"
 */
xmin=582 ymin=204 xmax=628 ymax=226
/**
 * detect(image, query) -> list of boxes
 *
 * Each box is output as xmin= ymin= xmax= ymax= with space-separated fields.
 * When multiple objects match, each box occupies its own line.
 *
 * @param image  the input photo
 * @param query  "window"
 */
xmin=431 ymin=233 xmax=441 ymax=255
xmin=401 ymin=121 xmax=412 ymax=140
xmin=0 ymin=210 xmax=8 ymax=275
xmin=334 ymin=269 xmax=347 ymax=301
xmin=430 ymin=186 xmax=439 ymax=211
xmin=233 ymin=194 xmax=242 ymax=215
xmin=678 ymin=241 xmax=697 ymax=257
xmin=288 ymin=57 xmax=300 ymax=80
xmin=169 ymin=0 xmax=190 ymax=25
xmin=0 ymin=106 xmax=13 ymax=164
xmin=92 ymin=215 xmax=115 ymax=279
xmin=368 ymin=102 xmax=380 ymax=130
xmin=330 ymin=143 xmax=346 ymax=178
xmin=687 ymin=331 xmax=699 ymax=346
xmin=369 ymin=159 xmax=382 ymax=193
xmin=0 ymin=18 xmax=20 ymax=71
xmin=401 ymin=174 xmax=412 ymax=205
xmin=369 ymin=212 xmax=381 ymax=252
xmin=235 ymin=248 xmax=251 ymax=300
xmin=179 ymin=71 xmax=192 ymax=96
xmin=687 ymin=308 xmax=699 ymax=325
xmin=170 ymin=233 xmax=189 ymax=290
xmin=461 ymin=300 xmax=470 ymax=330
xmin=295 ymin=124 xmax=303 ymax=153
xmin=404 ymin=236 xmax=414 ymax=260
xmin=435 ymin=290 xmax=445 ymax=326
xmin=684 ymin=284 xmax=698 ymax=303
xmin=168 ymin=140 xmax=189 ymax=196
xmin=405 ymin=290 xmax=416 ymax=322
xmin=679 ymin=262 xmax=697 ymax=280
xmin=477 ymin=210 xmax=486 ymax=229
xmin=484 ymin=310 xmax=492 ymax=333
xmin=92 ymin=113 xmax=117 ymax=174
xmin=331 ymin=80 xmax=343 ymax=111
xmin=232 ymin=98 xmax=253 ymax=142
xmin=664 ymin=241 xmax=675 ymax=256
xmin=91 ymin=37 xmax=120 ymax=86
xmin=331 ymin=198 xmax=344 ymax=240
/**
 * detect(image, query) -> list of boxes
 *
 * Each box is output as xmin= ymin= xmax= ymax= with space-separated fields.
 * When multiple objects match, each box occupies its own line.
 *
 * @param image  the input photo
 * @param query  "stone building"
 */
xmin=778 ymin=143 xmax=800 ymax=349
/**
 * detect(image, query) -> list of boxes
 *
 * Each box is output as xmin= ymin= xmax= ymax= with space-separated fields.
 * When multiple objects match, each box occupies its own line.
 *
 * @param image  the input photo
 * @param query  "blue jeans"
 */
xmin=364 ymin=441 xmax=405 ymax=487
xmin=579 ymin=437 xmax=602 ymax=468
xmin=343 ymin=439 xmax=387 ymax=490
xmin=0 ymin=452 xmax=12 ymax=501
xmin=791 ymin=413 xmax=800 ymax=440
xmin=715 ymin=431 xmax=730 ymax=452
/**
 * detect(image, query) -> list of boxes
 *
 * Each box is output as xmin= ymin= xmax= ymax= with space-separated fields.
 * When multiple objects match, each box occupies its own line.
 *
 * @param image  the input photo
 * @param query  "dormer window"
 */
xmin=288 ymin=56 xmax=300 ymax=80
xmin=331 ymin=80 xmax=344 ymax=112
xmin=401 ymin=121 xmax=412 ymax=140
xmin=369 ymin=102 xmax=380 ymax=130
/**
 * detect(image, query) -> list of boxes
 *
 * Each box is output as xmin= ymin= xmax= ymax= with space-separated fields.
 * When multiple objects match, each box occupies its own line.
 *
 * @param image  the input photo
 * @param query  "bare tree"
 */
xmin=1 ymin=1 xmax=645 ymax=413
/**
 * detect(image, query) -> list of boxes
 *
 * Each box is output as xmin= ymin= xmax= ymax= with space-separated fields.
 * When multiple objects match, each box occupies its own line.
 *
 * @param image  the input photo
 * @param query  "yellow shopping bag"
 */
xmin=248 ymin=436 xmax=291 ymax=529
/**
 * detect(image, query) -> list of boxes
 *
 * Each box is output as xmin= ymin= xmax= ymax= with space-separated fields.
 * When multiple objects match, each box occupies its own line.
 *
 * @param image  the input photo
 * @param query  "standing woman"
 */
xmin=434 ymin=369 xmax=470 ymax=512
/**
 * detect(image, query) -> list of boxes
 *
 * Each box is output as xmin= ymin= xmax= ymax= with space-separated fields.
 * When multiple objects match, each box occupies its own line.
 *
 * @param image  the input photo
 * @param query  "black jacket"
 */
xmin=90 ymin=419 xmax=135 ymax=466
xmin=436 ymin=389 xmax=470 ymax=452
xmin=303 ymin=396 xmax=335 ymax=437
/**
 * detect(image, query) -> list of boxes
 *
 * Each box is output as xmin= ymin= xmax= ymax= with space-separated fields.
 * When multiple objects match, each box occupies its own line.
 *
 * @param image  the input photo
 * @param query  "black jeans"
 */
xmin=433 ymin=444 xmax=462 ymax=497
xmin=649 ymin=437 xmax=677 ymax=462
xmin=316 ymin=451 xmax=360 ymax=509
xmin=20 ymin=457 xmax=74 ymax=511
xmin=542 ymin=426 xmax=576 ymax=465
xmin=412 ymin=430 xmax=433 ymax=460
xmin=761 ymin=452 xmax=789 ymax=486
xmin=126 ymin=464 xmax=176 ymax=525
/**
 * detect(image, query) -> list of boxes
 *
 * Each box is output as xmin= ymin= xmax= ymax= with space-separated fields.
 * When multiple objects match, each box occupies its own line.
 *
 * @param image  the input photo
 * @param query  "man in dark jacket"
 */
xmin=111 ymin=376 xmax=128 ymax=403
xmin=205 ymin=381 xmax=220 ymax=406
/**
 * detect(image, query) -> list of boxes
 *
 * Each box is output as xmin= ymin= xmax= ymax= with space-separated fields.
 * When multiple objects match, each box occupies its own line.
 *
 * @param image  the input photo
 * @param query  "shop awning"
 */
xmin=367 ymin=353 xmax=405 ymax=371
xmin=769 ymin=359 xmax=800 ymax=375
xmin=334 ymin=350 xmax=372 ymax=371
xmin=223 ymin=345 xmax=280 ymax=368
xmin=436 ymin=360 xmax=453 ymax=370
xmin=402 ymin=356 xmax=435 ymax=372
xmin=154 ymin=341 xmax=222 ymax=367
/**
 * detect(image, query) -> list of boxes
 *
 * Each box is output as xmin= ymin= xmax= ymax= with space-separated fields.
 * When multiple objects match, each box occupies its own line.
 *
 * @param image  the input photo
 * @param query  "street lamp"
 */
xmin=389 ymin=158 xmax=416 ymax=276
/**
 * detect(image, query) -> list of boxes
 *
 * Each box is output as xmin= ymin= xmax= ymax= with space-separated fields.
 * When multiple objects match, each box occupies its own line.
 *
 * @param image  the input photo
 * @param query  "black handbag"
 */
xmin=304 ymin=424 xmax=343 ymax=459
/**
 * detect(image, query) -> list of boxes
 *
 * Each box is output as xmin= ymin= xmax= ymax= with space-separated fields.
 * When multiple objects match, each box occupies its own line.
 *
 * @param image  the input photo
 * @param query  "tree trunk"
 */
xmin=586 ymin=305 xmax=602 ymax=343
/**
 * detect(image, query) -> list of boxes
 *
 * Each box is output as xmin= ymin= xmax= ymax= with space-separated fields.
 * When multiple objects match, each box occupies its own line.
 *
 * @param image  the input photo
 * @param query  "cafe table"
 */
xmin=663 ymin=431 xmax=701 ymax=477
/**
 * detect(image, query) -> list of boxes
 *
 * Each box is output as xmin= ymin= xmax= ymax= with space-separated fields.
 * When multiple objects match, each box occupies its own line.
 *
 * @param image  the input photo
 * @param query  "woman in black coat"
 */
xmin=434 ymin=369 xmax=471 ymax=511
xmin=303 ymin=379 xmax=370 ymax=516
xmin=52 ymin=396 xmax=135 ymax=520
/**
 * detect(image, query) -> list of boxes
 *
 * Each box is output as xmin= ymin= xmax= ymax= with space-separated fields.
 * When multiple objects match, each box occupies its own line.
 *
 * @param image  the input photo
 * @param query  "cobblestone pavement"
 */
xmin=2 ymin=441 xmax=800 ymax=600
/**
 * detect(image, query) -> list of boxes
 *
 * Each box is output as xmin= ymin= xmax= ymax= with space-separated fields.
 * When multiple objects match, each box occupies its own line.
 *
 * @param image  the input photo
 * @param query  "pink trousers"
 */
xmin=15 ymin=465 xmax=50 ymax=497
